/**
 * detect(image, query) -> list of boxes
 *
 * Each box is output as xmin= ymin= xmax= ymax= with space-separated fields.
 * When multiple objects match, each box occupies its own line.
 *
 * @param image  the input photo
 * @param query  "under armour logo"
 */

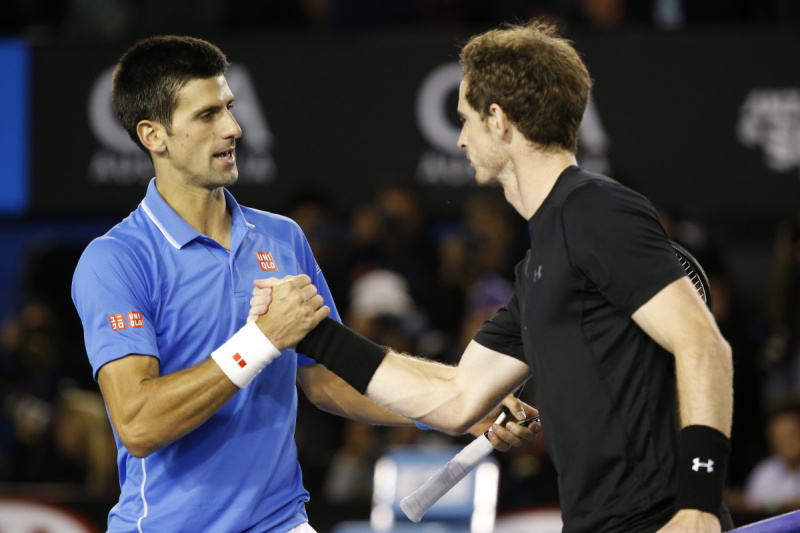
xmin=692 ymin=457 xmax=714 ymax=473
xmin=233 ymin=353 xmax=247 ymax=368
xmin=533 ymin=265 xmax=543 ymax=283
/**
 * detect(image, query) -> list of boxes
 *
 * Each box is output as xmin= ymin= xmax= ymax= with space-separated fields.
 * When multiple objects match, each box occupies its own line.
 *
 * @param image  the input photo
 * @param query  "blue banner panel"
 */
xmin=0 ymin=38 xmax=28 ymax=215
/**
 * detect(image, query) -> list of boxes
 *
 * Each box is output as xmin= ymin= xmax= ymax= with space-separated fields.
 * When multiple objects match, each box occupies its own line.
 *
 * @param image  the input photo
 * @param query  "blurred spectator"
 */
xmin=0 ymin=299 xmax=116 ymax=492
xmin=725 ymin=397 xmax=800 ymax=516
xmin=434 ymin=191 xmax=527 ymax=359
xmin=322 ymin=420 xmax=381 ymax=504
xmin=346 ymin=269 xmax=426 ymax=353
xmin=52 ymin=388 xmax=117 ymax=493
xmin=760 ymin=209 xmax=800 ymax=409
xmin=495 ymin=423 xmax=560 ymax=512
xmin=346 ymin=182 xmax=441 ymax=329
xmin=285 ymin=191 xmax=351 ymax=315
xmin=438 ymin=193 xmax=523 ymax=294
xmin=576 ymin=0 xmax=631 ymax=31
xmin=321 ymin=418 xmax=455 ymax=505
xmin=456 ymin=273 xmax=515 ymax=353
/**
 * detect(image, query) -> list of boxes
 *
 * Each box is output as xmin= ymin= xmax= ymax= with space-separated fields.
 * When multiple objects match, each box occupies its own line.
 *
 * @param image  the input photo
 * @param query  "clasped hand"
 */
xmin=248 ymin=275 xmax=329 ymax=350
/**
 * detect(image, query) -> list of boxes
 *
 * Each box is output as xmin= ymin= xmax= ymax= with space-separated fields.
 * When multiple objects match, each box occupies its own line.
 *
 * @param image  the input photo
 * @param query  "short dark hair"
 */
xmin=460 ymin=19 xmax=592 ymax=154
xmin=112 ymin=35 xmax=230 ymax=153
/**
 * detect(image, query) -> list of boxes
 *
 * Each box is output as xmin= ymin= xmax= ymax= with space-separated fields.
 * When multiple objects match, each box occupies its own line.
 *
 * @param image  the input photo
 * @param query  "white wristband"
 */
xmin=211 ymin=322 xmax=282 ymax=388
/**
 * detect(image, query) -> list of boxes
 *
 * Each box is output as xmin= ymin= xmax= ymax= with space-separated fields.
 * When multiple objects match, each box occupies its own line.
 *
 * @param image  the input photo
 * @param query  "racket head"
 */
xmin=670 ymin=241 xmax=713 ymax=311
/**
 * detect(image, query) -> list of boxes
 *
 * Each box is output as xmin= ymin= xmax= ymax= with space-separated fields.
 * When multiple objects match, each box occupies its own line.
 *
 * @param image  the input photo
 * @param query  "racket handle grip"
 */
xmin=399 ymin=436 xmax=494 ymax=522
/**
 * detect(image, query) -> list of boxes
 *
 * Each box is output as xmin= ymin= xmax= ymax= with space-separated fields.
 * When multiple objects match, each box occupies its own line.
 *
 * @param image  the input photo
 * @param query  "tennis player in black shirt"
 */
xmin=268 ymin=19 xmax=734 ymax=533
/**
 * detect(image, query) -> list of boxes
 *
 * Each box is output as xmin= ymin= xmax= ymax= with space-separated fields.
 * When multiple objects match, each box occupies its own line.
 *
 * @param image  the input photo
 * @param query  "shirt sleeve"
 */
xmin=473 ymin=282 xmax=526 ymax=363
xmin=71 ymin=236 xmax=160 ymax=380
xmin=561 ymin=182 xmax=686 ymax=315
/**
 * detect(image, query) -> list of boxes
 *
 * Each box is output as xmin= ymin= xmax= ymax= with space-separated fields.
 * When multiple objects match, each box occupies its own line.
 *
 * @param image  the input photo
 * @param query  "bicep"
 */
xmin=456 ymin=340 xmax=531 ymax=402
xmin=631 ymin=276 xmax=717 ymax=354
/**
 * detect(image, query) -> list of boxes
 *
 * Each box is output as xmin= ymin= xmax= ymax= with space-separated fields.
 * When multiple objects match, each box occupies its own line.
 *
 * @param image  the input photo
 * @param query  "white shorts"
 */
xmin=287 ymin=523 xmax=318 ymax=533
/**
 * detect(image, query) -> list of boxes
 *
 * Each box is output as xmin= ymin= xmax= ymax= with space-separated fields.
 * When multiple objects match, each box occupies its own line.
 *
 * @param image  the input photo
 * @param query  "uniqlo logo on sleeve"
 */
xmin=109 ymin=314 xmax=127 ymax=331
xmin=128 ymin=312 xmax=144 ymax=328
xmin=256 ymin=251 xmax=278 ymax=271
xmin=233 ymin=353 xmax=247 ymax=368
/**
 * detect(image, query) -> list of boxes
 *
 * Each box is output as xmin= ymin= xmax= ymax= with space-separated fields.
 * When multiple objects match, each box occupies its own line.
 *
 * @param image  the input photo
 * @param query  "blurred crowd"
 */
xmin=2 ymin=0 xmax=800 ymax=43
xmin=6 ymin=178 xmax=800 ymax=528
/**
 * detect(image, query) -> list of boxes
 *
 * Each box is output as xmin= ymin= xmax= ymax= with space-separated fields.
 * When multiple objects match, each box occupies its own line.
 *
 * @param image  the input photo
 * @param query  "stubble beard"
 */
xmin=471 ymin=155 xmax=504 ymax=188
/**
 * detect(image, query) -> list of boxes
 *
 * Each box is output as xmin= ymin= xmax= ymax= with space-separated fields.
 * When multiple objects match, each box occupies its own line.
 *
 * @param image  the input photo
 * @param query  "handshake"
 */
xmin=210 ymin=274 xmax=329 ymax=389
xmin=245 ymin=275 xmax=329 ymax=351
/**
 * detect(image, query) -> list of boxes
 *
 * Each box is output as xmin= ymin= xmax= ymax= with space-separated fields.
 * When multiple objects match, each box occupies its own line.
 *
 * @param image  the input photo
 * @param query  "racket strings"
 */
xmin=673 ymin=246 xmax=711 ymax=307
xmin=681 ymin=263 xmax=707 ymax=303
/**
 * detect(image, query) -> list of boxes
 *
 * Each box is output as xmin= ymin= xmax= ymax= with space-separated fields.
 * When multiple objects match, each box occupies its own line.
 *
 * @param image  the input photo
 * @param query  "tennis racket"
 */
xmin=670 ymin=240 xmax=713 ymax=310
xmin=400 ymin=411 xmax=538 ymax=522
xmin=399 ymin=240 xmax=714 ymax=523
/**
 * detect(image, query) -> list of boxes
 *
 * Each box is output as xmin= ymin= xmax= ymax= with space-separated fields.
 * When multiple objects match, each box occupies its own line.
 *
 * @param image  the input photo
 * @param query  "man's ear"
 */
xmin=137 ymin=120 xmax=167 ymax=154
xmin=488 ymin=103 xmax=511 ymax=140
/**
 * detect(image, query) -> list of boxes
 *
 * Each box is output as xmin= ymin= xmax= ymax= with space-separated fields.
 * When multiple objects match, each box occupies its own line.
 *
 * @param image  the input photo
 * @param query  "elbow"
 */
xmin=116 ymin=422 xmax=161 ymax=458
xmin=685 ymin=329 xmax=733 ymax=385
xmin=436 ymin=399 xmax=485 ymax=436
xmin=444 ymin=420 xmax=474 ymax=437
xmin=126 ymin=445 xmax=152 ymax=459
xmin=305 ymin=381 xmax=336 ymax=412
xmin=706 ymin=330 xmax=733 ymax=372
xmin=445 ymin=412 xmax=487 ymax=436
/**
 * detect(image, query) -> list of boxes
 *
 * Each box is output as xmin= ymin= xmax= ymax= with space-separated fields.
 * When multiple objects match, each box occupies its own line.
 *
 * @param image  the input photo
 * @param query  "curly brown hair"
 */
xmin=460 ymin=20 xmax=593 ymax=154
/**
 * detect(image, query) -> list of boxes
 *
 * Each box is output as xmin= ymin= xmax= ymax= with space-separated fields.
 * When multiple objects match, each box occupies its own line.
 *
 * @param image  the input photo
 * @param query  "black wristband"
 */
xmin=675 ymin=425 xmax=731 ymax=516
xmin=296 ymin=318 xmax=388 ymax=394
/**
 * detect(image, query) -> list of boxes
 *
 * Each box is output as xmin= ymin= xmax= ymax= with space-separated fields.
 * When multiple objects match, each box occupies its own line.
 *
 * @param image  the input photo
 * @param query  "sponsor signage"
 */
xmin=27 ymin=31 xmax=800 ymax=220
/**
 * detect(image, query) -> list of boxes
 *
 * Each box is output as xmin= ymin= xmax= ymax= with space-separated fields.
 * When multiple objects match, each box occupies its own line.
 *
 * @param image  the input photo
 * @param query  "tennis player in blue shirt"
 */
xmin=72 ymin=35 xmax=536 ymax=533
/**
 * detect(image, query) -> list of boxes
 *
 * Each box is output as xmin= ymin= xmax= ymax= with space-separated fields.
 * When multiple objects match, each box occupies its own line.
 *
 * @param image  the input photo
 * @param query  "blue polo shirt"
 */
xmin=71 ymin=178 xmax=340 ymax=533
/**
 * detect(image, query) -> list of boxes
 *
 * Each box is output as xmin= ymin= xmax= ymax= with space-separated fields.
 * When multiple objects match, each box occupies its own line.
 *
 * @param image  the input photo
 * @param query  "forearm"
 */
xmin=100 ymin=357 xmax=238 ymax=457
xmin=298 ymin=364 xmax=413 ymax=426
xmin=674 ymin=332 xmax=733 ymax=435
xmin=365 ymin=352 xmax=474 ymax=434
xmin=672 ymin=325 xmax=733 ymax=519
xmin=295 ymin=320 xmax=530 ymax=435
xmin=365 ymin=343 xmax=529 ymax=435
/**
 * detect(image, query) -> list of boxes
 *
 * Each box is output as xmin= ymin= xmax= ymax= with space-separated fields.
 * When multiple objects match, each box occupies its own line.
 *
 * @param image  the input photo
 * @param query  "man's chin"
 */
xmin=474 ymin=171 xmax=500 ymax=187
xmin=222 ymin=169 xmax=239 ymax=185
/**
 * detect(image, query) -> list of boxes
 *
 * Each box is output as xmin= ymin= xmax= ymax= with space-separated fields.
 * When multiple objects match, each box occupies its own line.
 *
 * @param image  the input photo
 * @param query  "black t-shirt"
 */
xmin=475 ymin=166 xmax=686 ymax=533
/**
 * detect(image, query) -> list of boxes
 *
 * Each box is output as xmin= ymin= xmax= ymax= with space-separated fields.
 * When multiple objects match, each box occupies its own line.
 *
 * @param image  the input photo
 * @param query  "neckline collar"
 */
xmin=140 ymin=178 xmax=253 ymax=249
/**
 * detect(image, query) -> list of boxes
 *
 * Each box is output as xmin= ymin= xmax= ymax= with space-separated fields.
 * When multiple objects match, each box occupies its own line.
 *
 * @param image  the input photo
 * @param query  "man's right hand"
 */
xmin=253 ymin=275 xmax=329 ymax=350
